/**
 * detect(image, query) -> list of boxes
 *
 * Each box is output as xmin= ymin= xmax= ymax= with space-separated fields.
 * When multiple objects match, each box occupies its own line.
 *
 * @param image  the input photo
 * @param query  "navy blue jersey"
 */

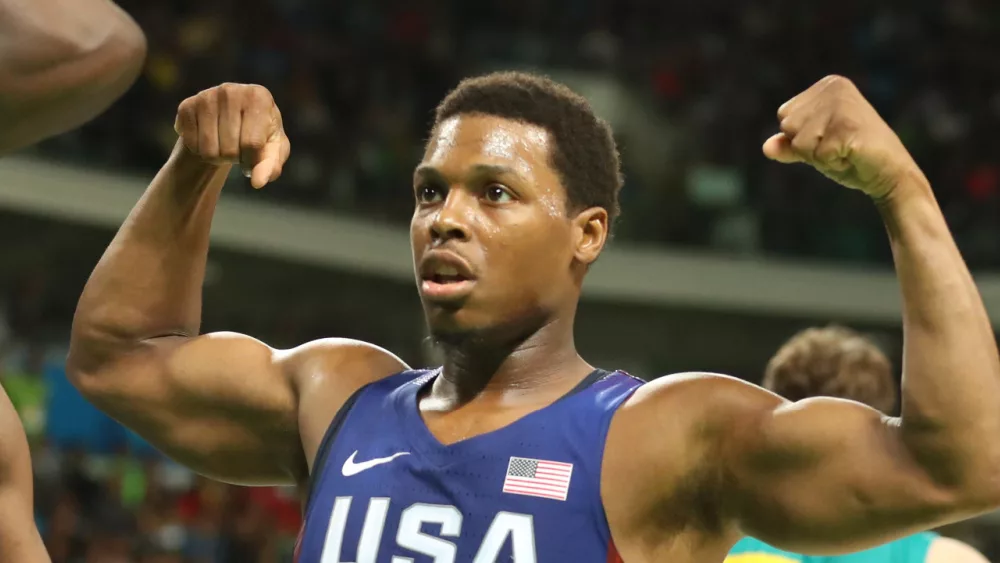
xmin=296 ymin=368 xmax=644 ymax=563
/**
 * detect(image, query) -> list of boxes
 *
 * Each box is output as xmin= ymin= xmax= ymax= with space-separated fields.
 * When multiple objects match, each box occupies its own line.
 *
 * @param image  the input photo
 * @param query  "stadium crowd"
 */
xmin=32 ymin=0 xmax=1000 ymax=265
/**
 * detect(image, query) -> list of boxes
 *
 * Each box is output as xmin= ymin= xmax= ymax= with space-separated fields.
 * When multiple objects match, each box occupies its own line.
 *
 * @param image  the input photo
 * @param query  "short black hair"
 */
xmin=434 ymin=71 xmax=624 ymax=226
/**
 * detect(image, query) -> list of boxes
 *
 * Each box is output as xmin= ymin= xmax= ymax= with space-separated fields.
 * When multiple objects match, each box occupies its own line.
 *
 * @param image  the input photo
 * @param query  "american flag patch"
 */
xmin=502 ymin=457 xmax=573 ymax=501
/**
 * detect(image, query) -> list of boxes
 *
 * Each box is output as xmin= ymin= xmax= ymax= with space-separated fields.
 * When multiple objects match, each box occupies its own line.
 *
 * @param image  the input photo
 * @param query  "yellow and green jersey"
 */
xmin=728 ymin=533 xmax=937 ymax=563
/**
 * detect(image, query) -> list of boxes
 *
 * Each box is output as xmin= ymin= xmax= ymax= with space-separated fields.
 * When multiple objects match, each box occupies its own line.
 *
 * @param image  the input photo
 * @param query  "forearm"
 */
xmin=70 ymin=144 xmax=231 ymax=370
xmin=0 ymin=0 xmax=145 ymax=153
xmin=881 ymin=171 xmax=1000 ymax=494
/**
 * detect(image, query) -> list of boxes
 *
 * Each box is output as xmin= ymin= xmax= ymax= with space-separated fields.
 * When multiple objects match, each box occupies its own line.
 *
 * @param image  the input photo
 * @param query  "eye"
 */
xmin=416 ymin=184 xmax=444 ymax=204
xmin=484 ymin=184 xmax=514 ymax=204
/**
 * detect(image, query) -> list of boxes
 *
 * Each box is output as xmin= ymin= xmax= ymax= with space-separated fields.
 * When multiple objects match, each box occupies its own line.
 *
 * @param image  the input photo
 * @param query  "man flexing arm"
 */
xmin=0 ymin=0 xmax=146 ymax=154
xmin=66 ymin=84 xmax=406 ymax=486
xmin=605 ymin=76 xmax=1000 ymax=561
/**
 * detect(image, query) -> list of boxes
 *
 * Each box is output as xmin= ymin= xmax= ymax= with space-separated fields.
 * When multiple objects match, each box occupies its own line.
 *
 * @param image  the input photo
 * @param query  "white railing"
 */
xmin=4 ymin=155 xmax=1000 ymax=325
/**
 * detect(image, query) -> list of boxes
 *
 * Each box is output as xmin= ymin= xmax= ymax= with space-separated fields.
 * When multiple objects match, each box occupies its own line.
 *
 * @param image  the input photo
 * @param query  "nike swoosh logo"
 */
xmin=341 ymin=450 xmax=410 ymax=477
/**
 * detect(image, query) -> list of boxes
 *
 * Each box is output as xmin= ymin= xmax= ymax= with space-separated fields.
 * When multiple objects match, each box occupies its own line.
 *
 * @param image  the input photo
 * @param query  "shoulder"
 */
xmin=625 ymin=371 xmax=776 ymax=402
xmin=609 ymin=371 xmax=788 ymax=464
xmin=616 ymin=371 xmax=786 ymax=432
xmin=279 ymin=337 xmax=410 ymax=472
xmin=608 ymin=371 xmax=779 ymax=460
xmin=604 ymin=373 xmax=782 ymax=541
xmin=281 ymin=337 xmax=410 ymax=393
xmin=925 ymin=536 xmax=989 ymax=563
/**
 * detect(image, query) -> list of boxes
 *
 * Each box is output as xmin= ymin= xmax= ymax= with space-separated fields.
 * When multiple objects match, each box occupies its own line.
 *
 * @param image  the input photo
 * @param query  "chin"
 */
xmin=424 ymin=304 xmax=547 ymax=352
xmin=424 ymin=308 xmax=482 ymax=343
xmin=425 ymin=301 xmax=510 ymax=343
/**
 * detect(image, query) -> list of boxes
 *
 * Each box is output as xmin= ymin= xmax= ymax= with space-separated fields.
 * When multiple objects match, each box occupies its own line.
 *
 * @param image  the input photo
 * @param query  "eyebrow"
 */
xmin=414 ymin=164 xmax=526 ymax=184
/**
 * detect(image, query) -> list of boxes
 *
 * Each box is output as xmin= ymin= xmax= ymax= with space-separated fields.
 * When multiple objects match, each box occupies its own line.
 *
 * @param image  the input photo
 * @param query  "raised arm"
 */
xmin=0 ymin=0 xmax=146 ymax=153
xmin=0 ymin=386 xmax=49 ymax=562
xmin=708 ymin=76 xmax=1000 ymax=552
xmin=67 ymin=84 xmax=406 ymax=485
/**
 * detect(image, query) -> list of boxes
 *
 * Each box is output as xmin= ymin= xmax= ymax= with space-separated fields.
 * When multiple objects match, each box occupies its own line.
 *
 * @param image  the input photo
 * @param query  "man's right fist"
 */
xmin=174 ymin=83 xmax=290 ymax=189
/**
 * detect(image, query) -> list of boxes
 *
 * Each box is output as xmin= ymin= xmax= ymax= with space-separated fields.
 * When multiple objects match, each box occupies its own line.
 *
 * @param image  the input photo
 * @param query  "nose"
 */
xmin=430 ymin=190 xmax=472 ymax=244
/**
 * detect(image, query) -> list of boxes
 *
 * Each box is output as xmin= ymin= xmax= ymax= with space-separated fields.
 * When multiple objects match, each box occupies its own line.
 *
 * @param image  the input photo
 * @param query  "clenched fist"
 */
xmin=174 ymin=83 xmax=290 ymax=189
xmin=763 ymin=75 xmax=920 ymax=200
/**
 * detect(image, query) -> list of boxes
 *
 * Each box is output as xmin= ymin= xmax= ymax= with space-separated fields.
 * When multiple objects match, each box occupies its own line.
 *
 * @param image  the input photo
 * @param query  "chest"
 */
xmin=300 ymin=452 xmax=599 ymax=563
xmin=418 ymin=401 xmax=549 ymax=447
xmin=297 ymin=393 xmax=612 ymax=562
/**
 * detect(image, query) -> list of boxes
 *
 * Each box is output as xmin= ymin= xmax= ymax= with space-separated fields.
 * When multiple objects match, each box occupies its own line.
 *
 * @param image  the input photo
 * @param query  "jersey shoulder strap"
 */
xmin=304 ymin=369 xmax=431 ymax=507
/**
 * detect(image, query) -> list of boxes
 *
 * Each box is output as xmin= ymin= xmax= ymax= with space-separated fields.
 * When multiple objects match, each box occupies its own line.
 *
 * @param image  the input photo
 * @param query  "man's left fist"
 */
xmin=764 ymin=75 xmax=920 ymax=200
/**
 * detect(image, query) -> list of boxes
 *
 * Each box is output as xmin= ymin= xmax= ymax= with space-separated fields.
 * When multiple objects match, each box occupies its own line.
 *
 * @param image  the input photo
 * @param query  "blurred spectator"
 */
xmin=29 ymin=0 xmax=1000 ymax=265
xmin=1 ymin=342 xmax=48 ymax=441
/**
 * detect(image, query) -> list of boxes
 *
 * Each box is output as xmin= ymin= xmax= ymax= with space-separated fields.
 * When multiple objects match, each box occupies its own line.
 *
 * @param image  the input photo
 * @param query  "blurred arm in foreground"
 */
xmin=0 ymin=4 xmax=144 ymax=555
xmin=0 ymin=0 xmax=146 ymax=154
xmin=0 ymin=385 xmax=48 ymax=562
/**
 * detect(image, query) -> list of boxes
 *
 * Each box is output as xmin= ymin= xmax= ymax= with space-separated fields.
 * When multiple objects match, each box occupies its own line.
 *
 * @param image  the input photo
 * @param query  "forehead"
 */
xmin=421 ymin=115 xmax=556 ymax=181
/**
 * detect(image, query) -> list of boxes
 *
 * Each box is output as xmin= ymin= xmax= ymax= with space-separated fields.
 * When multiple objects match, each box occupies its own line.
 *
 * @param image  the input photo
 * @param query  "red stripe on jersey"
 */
xmin=607 ymin=539 xmax=623 ymax=563
xmin=293 ymin=524 xmax=305 ymax=562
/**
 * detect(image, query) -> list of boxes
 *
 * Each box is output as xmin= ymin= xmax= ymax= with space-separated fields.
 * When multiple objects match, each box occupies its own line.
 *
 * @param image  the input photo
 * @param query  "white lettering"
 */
xmin=472 ymin=512 xmax=536 ymax=563
xmin=392 ymin=503 xmax=462 ymax=563
xmin=319 ymin=498 xmax=537 ymax=563
xmin=321 ymin=497 xmax=390 ymax=563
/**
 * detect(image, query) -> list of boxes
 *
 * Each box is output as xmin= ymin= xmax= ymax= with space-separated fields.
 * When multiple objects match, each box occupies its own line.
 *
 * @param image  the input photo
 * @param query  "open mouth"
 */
xmin=419 ymin=258 xmax=476 ymax=302
xmin=425 ymin=265 xmax=470 ymax=285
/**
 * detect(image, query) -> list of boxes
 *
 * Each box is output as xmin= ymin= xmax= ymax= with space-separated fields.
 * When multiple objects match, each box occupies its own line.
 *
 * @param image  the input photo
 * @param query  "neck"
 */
xmin=431 ymin=313 xmax=593 ymax=405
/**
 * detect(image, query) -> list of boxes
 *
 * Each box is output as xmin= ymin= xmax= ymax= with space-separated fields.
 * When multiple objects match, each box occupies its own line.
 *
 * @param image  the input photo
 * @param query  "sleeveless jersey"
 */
xmin=727 ymin=534 xmax=937 ymax=563
xmin=296 ymin=368 xmax=643 ymax=563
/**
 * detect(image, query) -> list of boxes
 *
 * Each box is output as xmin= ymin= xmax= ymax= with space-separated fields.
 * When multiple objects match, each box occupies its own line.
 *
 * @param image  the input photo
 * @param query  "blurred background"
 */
xmin=2 ymin=0 xmax=1000 ymax=561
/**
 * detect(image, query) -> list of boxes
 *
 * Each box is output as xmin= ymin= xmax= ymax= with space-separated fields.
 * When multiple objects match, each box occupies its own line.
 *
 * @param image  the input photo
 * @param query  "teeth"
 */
xmin=436 ymin=265 xmax=460 ymax=276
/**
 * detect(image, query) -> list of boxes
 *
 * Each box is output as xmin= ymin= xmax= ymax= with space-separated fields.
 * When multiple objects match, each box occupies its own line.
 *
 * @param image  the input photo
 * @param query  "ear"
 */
xmin=571 ymin=207 xmax=609 ymax=265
